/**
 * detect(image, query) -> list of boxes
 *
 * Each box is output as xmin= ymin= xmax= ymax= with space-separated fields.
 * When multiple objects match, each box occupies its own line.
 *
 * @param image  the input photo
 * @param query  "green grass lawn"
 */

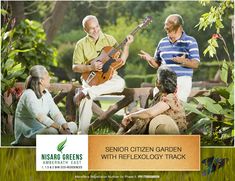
xmin=0 ymin=148 xmax=234 ymax=180
xmin=100 ymin=99 xmax=126 ymax=114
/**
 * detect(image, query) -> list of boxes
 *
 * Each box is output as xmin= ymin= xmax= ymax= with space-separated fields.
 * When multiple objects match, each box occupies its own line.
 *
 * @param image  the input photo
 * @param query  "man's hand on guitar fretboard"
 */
xmin=125 ymin=35 xmax=134 ymax=46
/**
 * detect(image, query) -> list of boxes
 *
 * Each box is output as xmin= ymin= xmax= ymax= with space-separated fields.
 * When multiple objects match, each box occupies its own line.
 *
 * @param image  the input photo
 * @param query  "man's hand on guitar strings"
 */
xmin=91 ymin=61 xmax=103 ymax=72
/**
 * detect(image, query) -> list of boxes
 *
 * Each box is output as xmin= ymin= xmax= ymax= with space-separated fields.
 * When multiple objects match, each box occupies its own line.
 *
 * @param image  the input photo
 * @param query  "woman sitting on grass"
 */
xmin=119 ymin=66 xmax=187 ymax=135
xmin=11 ymin=65 xmax=77 ymax=146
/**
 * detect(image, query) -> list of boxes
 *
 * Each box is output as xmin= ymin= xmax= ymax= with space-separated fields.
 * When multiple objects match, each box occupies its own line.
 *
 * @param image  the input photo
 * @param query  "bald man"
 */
xmin=139 ymin=14 xmax=200 ymax=102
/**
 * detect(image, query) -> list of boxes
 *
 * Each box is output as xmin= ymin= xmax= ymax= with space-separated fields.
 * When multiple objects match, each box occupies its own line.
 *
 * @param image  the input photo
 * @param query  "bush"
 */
xmin=54 ymin=29 xmax=89 ymax=81
xmin=124 ymin=62 xmax=147 ymax=76
xmin=125 ymin=74 xmax=155 ymax=88
xmin=193 ymin=61 xmax=227 ymax=81
xmin=53 ymin=29 xmax=85 ymax=46
xmin=57 ymin=43 xmax=76 ymax=80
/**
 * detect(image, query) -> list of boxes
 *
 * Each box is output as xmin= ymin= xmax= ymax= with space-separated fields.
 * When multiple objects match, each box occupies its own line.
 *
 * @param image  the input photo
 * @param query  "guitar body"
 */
xmin=82 ymin=46 xmax=123 ymax=86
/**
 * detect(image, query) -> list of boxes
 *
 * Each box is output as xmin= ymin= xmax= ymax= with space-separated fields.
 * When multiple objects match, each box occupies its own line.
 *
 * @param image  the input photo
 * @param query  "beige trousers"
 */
xmin=148 ymin=115 xmax=180 ymax=134
xmin=78 ymin=74 xmax=125 ymax=134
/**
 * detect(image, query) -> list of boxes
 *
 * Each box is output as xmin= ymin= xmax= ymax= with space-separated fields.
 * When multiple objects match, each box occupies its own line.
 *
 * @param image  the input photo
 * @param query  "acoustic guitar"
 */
xmin=82 ymin=16 xmax=152 ymax=86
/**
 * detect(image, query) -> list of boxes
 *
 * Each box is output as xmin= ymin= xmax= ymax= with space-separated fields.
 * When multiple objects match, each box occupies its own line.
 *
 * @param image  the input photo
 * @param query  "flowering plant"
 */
xmin=184 ymin=0 xmax=234 ymax=146
xmin=204 ymin=33 xmax=231 ymax=62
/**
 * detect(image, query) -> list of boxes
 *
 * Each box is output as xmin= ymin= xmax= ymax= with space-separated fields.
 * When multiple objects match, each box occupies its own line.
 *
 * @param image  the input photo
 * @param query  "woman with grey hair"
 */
xmin=11 ymin=65 xmax=77 ymax=146
xmin=118 ymin=67 xmax=187 ymax=135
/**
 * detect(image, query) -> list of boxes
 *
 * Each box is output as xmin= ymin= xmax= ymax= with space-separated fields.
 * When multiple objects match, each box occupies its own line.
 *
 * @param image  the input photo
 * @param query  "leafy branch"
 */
xmin=196 ymin=0 xmax=234 ymax=60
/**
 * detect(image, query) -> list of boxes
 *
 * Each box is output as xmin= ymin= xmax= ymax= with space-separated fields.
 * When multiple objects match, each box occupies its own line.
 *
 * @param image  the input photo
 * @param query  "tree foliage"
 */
xmin=55 ymin=1 xmax=233 ymax=80
xmin=197 ymin=0 xmax=234 ymax=33
xmin=6 ymin=1 xmax=233 ymax=80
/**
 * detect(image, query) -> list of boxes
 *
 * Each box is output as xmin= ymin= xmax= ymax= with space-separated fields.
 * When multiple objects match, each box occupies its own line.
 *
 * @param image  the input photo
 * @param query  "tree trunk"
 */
xmin=9 ymin=1 xmax=25 ymax=25
xmin=43 ymin=1 xmax=70 ymax=44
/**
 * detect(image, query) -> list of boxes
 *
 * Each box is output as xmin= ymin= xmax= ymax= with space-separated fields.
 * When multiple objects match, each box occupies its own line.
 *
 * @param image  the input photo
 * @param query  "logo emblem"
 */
xmin=57 ymin=137 xmax=67 ymax=153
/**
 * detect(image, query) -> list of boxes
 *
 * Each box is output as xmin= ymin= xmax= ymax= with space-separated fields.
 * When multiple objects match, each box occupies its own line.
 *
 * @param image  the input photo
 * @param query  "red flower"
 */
xmin=6 ymin=87 xmax=23 ymax=99
xmin=15 ymin=87 xmax=23 ymax=99
xmin=212 ymin=34 xmax=221 ymax=39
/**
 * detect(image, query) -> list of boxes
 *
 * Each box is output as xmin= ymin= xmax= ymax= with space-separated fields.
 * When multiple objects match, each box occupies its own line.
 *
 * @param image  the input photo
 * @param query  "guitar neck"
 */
xmin=116 ymin=26 xmax=140 ymax=50
xmin=109 ymin=26 xmax=141 ymax=56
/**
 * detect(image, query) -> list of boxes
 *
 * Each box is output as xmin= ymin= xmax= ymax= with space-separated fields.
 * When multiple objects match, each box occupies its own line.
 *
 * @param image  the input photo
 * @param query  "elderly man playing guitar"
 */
xmin=72 ymin=15 xmax=134 ymax=134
